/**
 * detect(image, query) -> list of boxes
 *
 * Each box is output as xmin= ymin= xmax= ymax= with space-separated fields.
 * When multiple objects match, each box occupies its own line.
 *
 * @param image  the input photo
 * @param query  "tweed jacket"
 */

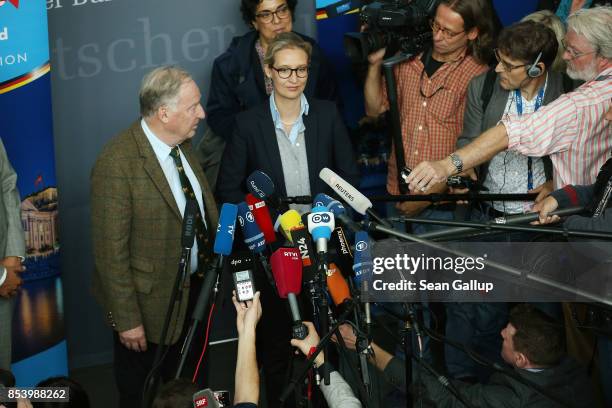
xmin=91 ymin=122 xmax=218 ymax=345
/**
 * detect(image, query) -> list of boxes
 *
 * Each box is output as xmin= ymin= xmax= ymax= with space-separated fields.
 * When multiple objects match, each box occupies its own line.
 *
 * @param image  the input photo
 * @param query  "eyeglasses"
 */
xmin=271 ymin=66 xmax=309 ymax=79
xmin=430 ymin=20 xmax=465 ymax=39
xmin=494 ymin=49 xmax=527 ymax=72
xmin=561 ymin=39 xmax=597 ymax=60
xmin=255 ymin=4 xmax=290 ymax=24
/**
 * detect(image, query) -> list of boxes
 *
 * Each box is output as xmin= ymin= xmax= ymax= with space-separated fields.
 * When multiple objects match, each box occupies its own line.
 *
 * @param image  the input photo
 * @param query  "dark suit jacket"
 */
xmin=91 ymin=121 xmax=218 ymax=345
xmin=216 ymin=98 xmax=360 ymax=204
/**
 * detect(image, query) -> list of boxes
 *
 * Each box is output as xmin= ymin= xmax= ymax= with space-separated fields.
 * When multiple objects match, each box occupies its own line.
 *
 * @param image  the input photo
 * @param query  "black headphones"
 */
xmin=526 ymin=51 xmax=543 ymax=78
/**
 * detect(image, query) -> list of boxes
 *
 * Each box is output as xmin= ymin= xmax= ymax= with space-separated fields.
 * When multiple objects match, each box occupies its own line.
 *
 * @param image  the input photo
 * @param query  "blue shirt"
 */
xmin=269 ymin=92 xmax=309 ymax=145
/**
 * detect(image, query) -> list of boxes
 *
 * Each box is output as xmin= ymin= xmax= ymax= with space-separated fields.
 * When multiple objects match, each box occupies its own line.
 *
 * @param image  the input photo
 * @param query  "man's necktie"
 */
xmin=170 ymin=146 xmax=209 ymax=275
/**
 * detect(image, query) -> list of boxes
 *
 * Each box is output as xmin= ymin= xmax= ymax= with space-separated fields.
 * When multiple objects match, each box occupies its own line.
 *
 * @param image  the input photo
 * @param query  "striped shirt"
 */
xmin=503 ymin=67 xmax=612 ymax=189
xmin=382 ymin=52 xmax=487 ymax=195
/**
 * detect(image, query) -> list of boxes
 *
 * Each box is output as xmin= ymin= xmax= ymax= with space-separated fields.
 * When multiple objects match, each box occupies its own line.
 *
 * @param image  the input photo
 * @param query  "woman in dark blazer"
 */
xmin=216 ymin=32 xmax=360 ymax=208
xmin=216 ymin=33 xmax=359 ymax=408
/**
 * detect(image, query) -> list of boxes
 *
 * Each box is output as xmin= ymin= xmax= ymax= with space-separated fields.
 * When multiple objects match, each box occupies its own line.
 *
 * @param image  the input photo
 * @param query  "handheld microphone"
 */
xmin=238 ymin=202 xmax=275 ymax=289
xmin=271 ymin=248 xmax=308 ymax=340
xmin=246 ymin=193 xmax=277 ymax=244
xmin=327 ymin=263 xmax=352 ymax=307
xmin=353 ymin=231 xmax=373 ymax=326
xmin=193 ymin=388 xmax=220 ymax=408
xmin=313 ymin=193 xmax=361 ymax=233
xmin=290 ymin=227 xmax=316 ymax=283
xmin=246 ymin=170 xmax=289 ymax=213
xmin=329 ymin=227 xmax=354 ymax=279
xmin=237 ymin=202 xmax=266 ymax=253
xmin=279 ymin=209 xmax=304 ymax=242
xmin=229 ymin=252 xmax=256 ymax=302
xmin=319 ymin=168 xmax=391 ymax=227
xmin=307 ymin=206 xmax=335 ymax=254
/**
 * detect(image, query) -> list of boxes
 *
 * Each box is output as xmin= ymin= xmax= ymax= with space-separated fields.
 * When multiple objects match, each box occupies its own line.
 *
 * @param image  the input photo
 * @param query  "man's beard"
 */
xmin=566 ymin=59 xmax=599 ymax=81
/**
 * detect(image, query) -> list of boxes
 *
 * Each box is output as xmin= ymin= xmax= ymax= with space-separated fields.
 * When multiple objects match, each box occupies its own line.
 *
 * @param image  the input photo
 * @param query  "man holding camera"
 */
xmin=364 ymin=0 xmax=497 ymax=228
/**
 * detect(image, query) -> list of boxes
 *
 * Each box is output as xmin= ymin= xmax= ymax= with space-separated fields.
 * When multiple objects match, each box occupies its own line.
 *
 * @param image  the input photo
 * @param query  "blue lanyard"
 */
xmin=514 ymin=86 xmax=545 ymax=190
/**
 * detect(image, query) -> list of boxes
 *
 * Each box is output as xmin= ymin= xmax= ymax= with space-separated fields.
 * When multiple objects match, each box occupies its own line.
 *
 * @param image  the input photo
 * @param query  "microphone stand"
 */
xmin=369 ymin=192 xmax=539 ymax=202
xmin=175 ymin=255 xmax=224 ymax=378
xmin=315 ymin=250 xmax=331 ymax=386
xmin=142 ymin=244 xmax=191 ymax=408
xmin=397 ymin=215 xmax=612 ymax=241
xmin=397 ymin=207 xmax=612 ymax=241
xmin=346 ymin=279 xmax=371 ymax=397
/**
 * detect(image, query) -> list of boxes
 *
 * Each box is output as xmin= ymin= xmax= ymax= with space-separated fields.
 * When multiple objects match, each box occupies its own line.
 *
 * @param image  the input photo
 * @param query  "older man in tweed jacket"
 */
xmin=91 ymin=66 xmax=218 ymax=407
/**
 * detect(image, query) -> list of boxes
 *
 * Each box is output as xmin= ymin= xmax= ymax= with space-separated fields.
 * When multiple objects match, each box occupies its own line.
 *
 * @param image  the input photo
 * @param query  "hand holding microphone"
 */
xmin=290 ymin=321 xmax=325 ymax=367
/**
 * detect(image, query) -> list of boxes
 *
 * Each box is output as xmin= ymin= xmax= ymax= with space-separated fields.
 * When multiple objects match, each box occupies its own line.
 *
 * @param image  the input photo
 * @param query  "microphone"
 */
xmin=290 ymin=227 xmax=317 ymax=283
xmin=229 ymin=252 xmax=256 ymax=302
xmin=319 ymin=168 xmax=391 ymax=227
xmin=246 ymin=170 xmax=289 ymax=213
xmin=279 ymin=209 xmax=304 ymax=242
xmin=182 ymin=200 xmax=199 ymax=249
xmin=193 ymin=388 xmax=220 ymax=408
xmin=327 ymin=263 xmax=352 ymax=307
xmin=352 ymin=230 xmax=374 ymax=390
xmin=237 ymin=202 xmax=275 ymax=289
xmin=329 ymin=227 xmax=354 ymax=279
xmin=313 ymin=193 xmax=361 ymax=233
xmin=237 ymin=202 xmax=266 ymax=254
xmin=246 ymin=193 xmax=277 ymax=244
xmin=307 ymin=206 xmax=335 ymax=255
xmin=353 ymin=231 xmax=373 ymax=327
xmin=271 ymin=248 xmax=308 ymax=340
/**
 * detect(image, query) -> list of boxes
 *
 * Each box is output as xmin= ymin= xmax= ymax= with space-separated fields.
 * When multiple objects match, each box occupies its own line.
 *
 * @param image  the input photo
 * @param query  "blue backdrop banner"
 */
xmin=0 ymin=0 xmax=68 ymax=386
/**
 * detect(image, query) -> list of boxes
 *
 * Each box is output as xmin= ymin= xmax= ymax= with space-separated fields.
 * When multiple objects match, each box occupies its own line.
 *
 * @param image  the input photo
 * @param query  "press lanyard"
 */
xmin=515 ymin=85 xmax=545 ymax=190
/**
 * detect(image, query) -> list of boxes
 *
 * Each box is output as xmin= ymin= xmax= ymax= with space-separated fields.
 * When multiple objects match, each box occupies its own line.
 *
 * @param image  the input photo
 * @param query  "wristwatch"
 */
xmin=449 ymin=153 xmax=463 ymax=174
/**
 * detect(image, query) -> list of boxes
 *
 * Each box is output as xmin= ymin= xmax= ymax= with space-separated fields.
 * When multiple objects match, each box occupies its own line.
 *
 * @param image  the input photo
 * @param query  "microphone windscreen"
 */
xmin=353 ymin=230 xmax=373 ymax=286
xmin=329 ymin=227 xmax=354 ymax=277
xmin=307 ymin=206 xmax=335 ymax=241
xmin=313 ymin=193 xmax=347 ymax=217
xmin=192 ymin=388 xmax=220 ymax=408
xmin=246 ymin=170 xmax=275 ymax=199
xmin=327 ymin=262 xmax=351 ymax=306
xmin=290 ymin=227 xmax=316 ymax=282
xmin=319 ymin=168 xmax=372 ymax=215
xmin=246 ymin=193 xmax=277 ymax=244
xmin=279 ymin=209 xmax=303 ymax=242
xmin=181 ymin=199 xmax=199 ymax=248
xmin=237 ymin=201 xmax=266 ymax=253
xmin=271 ymin=248 xmax=303 ymax=298
xmin=213 ymin=203 xmax=238 ymax=256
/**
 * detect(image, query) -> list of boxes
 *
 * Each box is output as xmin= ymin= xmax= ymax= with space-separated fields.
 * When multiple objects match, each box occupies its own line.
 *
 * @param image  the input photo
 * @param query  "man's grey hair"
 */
xmin=139 ymin=66 xmax=192 ymax=118
xmin=567 ymin=6 xmax=612 ymax=59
